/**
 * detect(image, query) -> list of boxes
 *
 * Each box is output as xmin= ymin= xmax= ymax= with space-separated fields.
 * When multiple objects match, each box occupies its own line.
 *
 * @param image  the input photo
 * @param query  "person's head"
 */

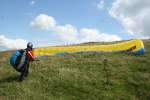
xmin=27 ymin=42 xmax=33 ymax=50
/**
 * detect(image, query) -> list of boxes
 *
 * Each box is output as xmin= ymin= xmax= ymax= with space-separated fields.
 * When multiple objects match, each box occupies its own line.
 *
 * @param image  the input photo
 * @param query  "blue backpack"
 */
xmin=10 ymin=50 xmax=22 ymax=67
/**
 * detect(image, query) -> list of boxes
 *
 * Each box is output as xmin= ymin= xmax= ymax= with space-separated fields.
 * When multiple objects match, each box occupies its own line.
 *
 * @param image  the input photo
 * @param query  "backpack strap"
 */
xmin=17 ymin=50 xmax=27 ymax=70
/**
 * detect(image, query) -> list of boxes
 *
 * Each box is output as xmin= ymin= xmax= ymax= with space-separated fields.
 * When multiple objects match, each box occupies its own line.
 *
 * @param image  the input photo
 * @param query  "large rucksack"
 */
xmin=10 ymin=50 xmax=25 ymax=68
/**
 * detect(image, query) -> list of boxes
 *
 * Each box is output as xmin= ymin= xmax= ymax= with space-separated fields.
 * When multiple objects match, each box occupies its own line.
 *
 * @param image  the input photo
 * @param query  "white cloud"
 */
xmin=109 ymin=0 xmax=150 ymax=36
xmin=31 ymin=14 xmax=78 ymax=43
xmin=52 ymin=28 xmax=122 ymax=44
xmin=79 ymin=28 xmax=122 ymax=42
xmin=30 ymin=14 xmax=56 ymax=30
xmin=53 ymin=24 xmax=78 ymax=43
xmin=29 ymin=1 xmax=35 ymax=5
xmin=97 ymin=0 xmax=105 ymax=10
xmin=53 ymin=24 xmax=77 ymax=34
xmin=0 ymin=35 xmax=27 ymax=51
xmin=31 ymin=14 xmax=122 ymax=44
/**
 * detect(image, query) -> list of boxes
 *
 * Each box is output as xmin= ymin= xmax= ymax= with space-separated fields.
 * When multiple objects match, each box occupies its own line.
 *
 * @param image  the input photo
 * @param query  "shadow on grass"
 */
xmin=0 ymin=75 xmax=19 ymax=83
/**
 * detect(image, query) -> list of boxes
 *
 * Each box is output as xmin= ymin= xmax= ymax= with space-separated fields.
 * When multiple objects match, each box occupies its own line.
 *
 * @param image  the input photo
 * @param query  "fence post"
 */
xmin=103 ymin=58 xmax=110 ymax=85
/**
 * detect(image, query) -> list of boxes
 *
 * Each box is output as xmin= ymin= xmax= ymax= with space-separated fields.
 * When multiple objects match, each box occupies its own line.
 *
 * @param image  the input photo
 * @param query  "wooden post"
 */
xmin=103 ymin=58 xmax=110 ymax=85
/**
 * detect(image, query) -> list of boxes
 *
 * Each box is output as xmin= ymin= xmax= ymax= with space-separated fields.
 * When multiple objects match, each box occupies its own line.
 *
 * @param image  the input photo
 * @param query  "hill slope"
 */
xmin=0 ymin=40 xmax=150 ymax=100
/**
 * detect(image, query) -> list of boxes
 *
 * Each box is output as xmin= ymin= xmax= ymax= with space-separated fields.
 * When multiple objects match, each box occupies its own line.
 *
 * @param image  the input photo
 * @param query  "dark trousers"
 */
xmin=19 ymin=62 xmax=29 ymax=81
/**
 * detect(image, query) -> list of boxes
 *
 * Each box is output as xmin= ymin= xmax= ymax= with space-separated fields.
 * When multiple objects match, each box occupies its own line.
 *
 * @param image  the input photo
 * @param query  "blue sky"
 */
xmin=0 ymin=0 xmax=149 ymax=50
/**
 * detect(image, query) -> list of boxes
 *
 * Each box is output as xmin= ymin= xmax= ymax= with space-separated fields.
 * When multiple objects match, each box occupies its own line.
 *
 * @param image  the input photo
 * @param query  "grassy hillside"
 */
xmin=0 ymin=40 xmax=150 ymax=100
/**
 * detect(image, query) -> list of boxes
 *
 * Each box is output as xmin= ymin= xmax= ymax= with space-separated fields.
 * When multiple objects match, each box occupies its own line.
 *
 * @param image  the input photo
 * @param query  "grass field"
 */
xmin=0 ymin=40 xmax=150 ymax=100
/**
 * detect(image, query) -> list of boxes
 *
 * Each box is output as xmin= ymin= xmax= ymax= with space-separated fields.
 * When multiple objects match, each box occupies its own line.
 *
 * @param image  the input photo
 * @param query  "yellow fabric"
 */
xmin=34 ymin=39 xmax=144 ymax=56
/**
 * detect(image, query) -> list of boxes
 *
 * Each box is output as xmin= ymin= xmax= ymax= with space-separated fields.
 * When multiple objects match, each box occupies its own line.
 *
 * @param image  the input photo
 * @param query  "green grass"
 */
xmin=0 ymin=40 xmax=150 ymax=100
